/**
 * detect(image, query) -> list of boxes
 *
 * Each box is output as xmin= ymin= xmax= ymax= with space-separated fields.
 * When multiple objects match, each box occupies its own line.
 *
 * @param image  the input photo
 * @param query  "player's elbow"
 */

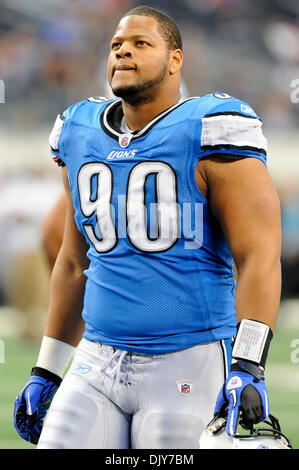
xmin=40 ymin=216 xmax=63 ymax=271
xmin=53 ymin=250 xmax=88 ymax=284
xmin=235 ymin=191 xmax=282 ymax=271
xmin=234 ymin=237 xmax=281 ymax=280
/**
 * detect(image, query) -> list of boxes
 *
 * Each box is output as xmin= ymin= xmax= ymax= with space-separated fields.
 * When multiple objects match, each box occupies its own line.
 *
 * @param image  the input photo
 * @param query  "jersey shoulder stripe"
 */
xmin=49 ymin=113 xmax=65 ymax=153
xmin=201 ymin=114 xmax=267 ymax=155
xmin=197 ymin=92 xmax=268 ymax=162
xmin=48 ymin=97 xmax=114 ymax=164
xmin=87 ymin=96 xmax=109 ymax=103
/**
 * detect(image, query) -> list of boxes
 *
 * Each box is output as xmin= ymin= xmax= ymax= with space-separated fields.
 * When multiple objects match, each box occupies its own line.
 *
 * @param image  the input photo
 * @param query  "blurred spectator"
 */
xmin=0 ymin=168 xmax=62 ymax=338
xmin=0 ymin=0 xmax=298 ymax=126
xmin=277 ymin=182 xmax=299 ymax=300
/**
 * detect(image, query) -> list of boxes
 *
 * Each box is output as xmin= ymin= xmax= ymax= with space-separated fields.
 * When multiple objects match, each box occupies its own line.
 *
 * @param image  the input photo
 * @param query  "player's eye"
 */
xmin=111 ymin=42 xmax=121 ymax=50
xmin=136 ymin=40 xmax=148 ymax=46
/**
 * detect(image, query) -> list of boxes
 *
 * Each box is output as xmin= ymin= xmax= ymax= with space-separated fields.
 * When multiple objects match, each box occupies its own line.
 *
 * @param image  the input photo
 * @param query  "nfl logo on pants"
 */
xmin=177 ymin=380 xmax=192 ymax=396
xmin=181 ymin=384 xmax=190 ymax=394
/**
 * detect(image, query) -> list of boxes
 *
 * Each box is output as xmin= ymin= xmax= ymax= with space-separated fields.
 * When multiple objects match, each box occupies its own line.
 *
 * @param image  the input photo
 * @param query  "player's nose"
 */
xmin=116 ymin=42 xmax=133 ymax=58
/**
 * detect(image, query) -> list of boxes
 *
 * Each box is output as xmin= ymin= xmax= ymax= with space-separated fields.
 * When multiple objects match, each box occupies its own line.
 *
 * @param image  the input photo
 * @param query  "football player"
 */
xmin=14 ymin=6 xmax=281 ymax=448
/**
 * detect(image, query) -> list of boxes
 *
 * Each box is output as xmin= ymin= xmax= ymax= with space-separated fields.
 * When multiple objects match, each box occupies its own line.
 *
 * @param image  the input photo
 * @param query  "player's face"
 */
xmin=107 ymin=15 xmax=172 ymax=104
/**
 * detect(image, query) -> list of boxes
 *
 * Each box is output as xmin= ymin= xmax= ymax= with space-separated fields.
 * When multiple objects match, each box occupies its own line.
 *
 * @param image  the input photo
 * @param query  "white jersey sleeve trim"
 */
xmin=201 ymin=114 xmax=267 ymax=153
xmin=49 ymin=113 xmax=64 ymax=151
xmin=87 ymin=96 xmax=108 ymax=103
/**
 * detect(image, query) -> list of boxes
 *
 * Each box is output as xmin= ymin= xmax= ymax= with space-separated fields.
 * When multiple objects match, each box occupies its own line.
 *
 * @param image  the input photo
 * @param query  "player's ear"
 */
xmin=169 ymin=49 xmax=183 ymax=75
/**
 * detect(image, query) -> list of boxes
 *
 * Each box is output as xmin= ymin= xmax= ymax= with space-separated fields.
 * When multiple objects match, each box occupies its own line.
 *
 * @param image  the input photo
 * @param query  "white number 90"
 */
xmin=78 ymin=161 xmax=180 ymax=253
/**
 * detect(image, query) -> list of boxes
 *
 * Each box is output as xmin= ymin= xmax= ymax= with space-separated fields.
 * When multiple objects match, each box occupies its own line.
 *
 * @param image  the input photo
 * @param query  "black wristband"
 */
xmin=230 ymin=360 xmax=264 ymax=381
xmin=31 ymin=366 xmax=62 ymax=386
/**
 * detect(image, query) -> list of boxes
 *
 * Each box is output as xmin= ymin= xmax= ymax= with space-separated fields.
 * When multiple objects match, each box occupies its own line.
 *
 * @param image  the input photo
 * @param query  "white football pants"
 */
xmin=37 ymin=338 xmax=230 ymax=449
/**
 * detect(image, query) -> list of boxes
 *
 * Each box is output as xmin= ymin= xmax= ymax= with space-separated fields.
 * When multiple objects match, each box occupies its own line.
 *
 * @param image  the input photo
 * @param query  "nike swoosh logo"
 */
xmin=229 ymin=389 xmax=237 ymax=408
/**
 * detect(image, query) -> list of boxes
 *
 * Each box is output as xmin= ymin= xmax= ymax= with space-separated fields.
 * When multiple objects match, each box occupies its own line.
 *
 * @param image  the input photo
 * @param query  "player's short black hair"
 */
xmin=123 ymin=5 xmax=183 ymax=51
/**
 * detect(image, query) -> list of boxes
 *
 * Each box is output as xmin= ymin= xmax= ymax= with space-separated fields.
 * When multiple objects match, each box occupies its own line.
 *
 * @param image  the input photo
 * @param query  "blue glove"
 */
xmin=214 ymin=361 xmax=270 ymax=436
xmin=14 ymin=367 xmax=61 ymax=444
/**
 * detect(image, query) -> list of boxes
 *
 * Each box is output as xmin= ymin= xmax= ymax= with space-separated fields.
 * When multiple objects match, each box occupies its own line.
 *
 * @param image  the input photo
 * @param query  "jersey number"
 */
xmin=77 ymin=161 xmax=179 ymax=253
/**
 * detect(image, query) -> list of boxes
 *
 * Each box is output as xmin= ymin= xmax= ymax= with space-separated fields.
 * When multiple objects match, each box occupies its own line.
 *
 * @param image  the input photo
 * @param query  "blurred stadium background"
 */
xmin=0 ymin=0 xmax=299 ymax=449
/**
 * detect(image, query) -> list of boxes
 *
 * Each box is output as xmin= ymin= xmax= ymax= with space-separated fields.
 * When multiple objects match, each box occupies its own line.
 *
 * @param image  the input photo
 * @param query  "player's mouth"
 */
xmin=113 ymin=65 xmax=137 ymax=76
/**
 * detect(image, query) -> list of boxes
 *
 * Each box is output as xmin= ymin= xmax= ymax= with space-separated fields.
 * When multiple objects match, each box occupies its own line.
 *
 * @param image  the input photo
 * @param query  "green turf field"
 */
xmin=1 ymin=322 xmax=298 ymax=449
xmin=0 ymin=336 xmax=39 ymax=449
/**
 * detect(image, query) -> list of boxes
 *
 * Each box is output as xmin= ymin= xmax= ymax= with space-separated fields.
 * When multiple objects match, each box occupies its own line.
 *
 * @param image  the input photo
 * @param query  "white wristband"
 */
xmin=36 ymin=336 xmax=76 ymax=378
xmin=232 ymin=319 xmax=270 ymax=365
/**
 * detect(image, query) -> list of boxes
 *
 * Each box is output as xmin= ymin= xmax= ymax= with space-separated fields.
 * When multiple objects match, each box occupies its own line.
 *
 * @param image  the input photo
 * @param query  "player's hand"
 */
xmin=214 ymin=360 xmax=270 ymax=436
xmin=14 ymin=367 xmax=62 ymax=444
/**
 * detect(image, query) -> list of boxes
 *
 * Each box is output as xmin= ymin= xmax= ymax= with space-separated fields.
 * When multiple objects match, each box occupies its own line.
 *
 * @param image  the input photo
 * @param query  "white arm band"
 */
xmin=36 ymin=336 xmax=76 ymax=378
xmin=232 ymin=319 xmax=272 ymax=367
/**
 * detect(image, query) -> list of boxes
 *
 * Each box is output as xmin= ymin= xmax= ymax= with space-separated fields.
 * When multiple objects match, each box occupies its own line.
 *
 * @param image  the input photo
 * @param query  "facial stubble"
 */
xmin=110 ymin=62 xmax=169 ymax=106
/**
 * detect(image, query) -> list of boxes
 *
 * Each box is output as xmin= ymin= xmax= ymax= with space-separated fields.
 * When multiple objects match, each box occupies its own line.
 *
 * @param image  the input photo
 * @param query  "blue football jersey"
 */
xmin=49 ymin=92 xmax=267 ymax=354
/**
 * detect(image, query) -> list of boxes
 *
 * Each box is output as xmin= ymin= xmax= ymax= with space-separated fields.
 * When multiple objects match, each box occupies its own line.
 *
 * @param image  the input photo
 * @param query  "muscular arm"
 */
xmin=199 ymin=157 xmax=281 ymax=332
xmin=43 ymin=167 xmax=90 ymax=346
xmin=41 ymin=191 xmax=67 ymax=271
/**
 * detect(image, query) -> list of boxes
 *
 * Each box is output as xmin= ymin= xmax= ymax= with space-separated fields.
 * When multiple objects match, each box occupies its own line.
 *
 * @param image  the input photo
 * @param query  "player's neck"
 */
xmin=121 ymin=91 xmax=182 ymax=132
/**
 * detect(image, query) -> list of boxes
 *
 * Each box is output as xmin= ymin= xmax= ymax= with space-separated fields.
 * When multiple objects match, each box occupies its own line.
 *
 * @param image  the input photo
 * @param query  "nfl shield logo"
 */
xmin=177 ymin=380 xmax=193 ymax=396
xmin=121 ymin=136 xmax=129 ymax=147
xmin=181 ymin=384 xmax=190 ymax=394
xmin=119 ymin=133 xmax=133 ymax=148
